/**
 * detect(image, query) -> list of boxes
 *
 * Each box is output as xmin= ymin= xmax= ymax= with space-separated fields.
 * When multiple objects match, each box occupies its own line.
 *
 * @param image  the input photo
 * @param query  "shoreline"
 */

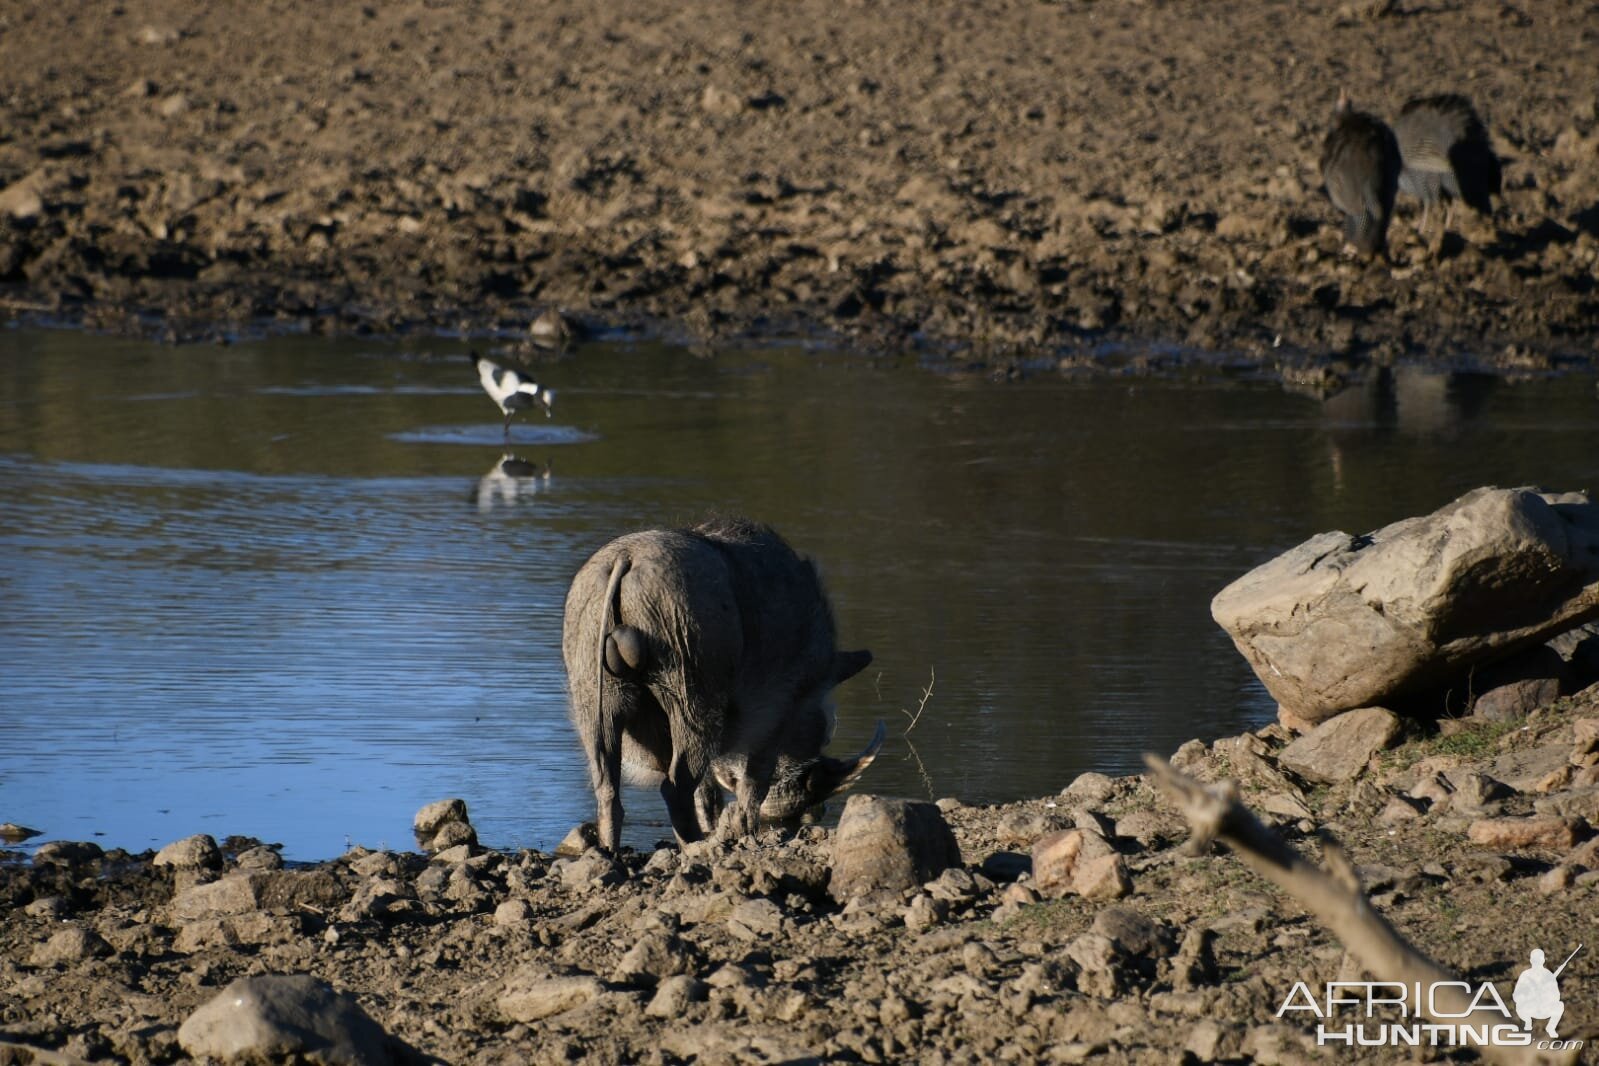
xmin=4 ymin=687 xmax=1597 ymax=1063
xmin=3 ymin=0 xmax=1597 ymax=367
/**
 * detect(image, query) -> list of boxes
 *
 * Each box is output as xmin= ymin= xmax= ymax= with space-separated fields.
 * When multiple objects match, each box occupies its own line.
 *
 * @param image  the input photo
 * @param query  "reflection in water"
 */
xmin=1319 ymin=368 xmax=1504 ymax=496
xmin=0 ymin=329 xmax=1596 ymax=859
xmin=475 ymin=455 xmax=553 ymax=514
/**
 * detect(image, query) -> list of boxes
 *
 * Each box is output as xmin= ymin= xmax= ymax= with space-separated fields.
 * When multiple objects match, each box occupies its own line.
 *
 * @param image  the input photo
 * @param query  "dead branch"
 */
xmin=1143 ymin=754 xmax=1577 ymax=1066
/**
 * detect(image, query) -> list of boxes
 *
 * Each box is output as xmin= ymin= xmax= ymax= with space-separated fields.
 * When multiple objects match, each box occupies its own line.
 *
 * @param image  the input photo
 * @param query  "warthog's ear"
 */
xmin=833 ymin=649 xmax=872 ymax=685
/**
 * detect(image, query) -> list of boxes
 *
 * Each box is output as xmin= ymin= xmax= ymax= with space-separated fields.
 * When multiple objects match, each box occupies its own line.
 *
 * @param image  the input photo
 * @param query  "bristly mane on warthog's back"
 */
xmin=561 ymin=516 xmax=884 ymax=852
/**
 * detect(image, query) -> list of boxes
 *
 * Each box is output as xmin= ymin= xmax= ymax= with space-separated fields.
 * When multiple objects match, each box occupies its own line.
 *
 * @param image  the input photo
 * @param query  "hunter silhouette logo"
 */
xmin=1514 ymin=945 xmax=1580 ymax=1039
xmin=1276 ymin=942 xmax=1586 ymax=1051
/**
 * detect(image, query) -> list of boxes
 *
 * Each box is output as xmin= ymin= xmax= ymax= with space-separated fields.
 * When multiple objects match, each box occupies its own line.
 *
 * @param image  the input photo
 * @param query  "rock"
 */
xmin=497 ymin=971 xmax=604 ymax=1023
xmin=1061 ymin=771 xmax=1117 ymax=806
xmin=1000 ymin=882 xmax=1040 ymax=906
xmin=903 ymin=893 xmax=948 ymax=932
xmin=614 ymin=931 xmax=695 ymax=985
xmin=1470 ymin=646 xmax=1570 ymax=720
xmin=494 ymin=898 xmax=534 ymax=927
xmin=1065 ymin=933 xmax=1124 ymax=998
xmin=154 ymin=834 xmax=224 ymax=870
xmin=1380 ymin=795 xmax=1426 ymax=823
xmin=29 ymin=925 xmax=113 ymax=967
xmin=645 ymin=975 xmax=706 ymax=1018
xmin=925 ymin=866 xmax=981 ymax=903
xmin=429 ymin=821 xmax=477 ymax=852
xmin=1447 ymin=771 xmax=1513 ymax=813
xmin=1074 ymin=854 xmax=1132 ymax=901
xmin=1278 ymin=707 xmax=1401 ymax=783
xmin=1032 ymin=829 xmax=1115 ymax=898
xmin=829 ymin=795 xmax=961 ymax=902
xmin=236 ymin=846 xmax=286 ymax=871
xmin=554 ymin=822 xmax=600 ymax=857
xmin=1467 ymin=816 xmax=1587 ymax=851
xmin=177 ymin=974 xmax=418 ymax=1065
xmin=1549 ymin=623 xmax=1599 ymax=687
xmin=24 ymin=896 xmax=67 ymax=919
xmin=727 ymin=898 xmax=785 ymax=940
xmin=0 ymin=176 xmax=44 ymax=220
xmin=557 ymin=849 xmax=624 ymax=889
xmin=1212 ymin=487 xmax=1599 ymax=723
xmin=1567 ymin=835 xmax=1599 ymax=868
xmin=1172 ymin=927 xmax=1220 ymax=990
xmin=33 ymin=841 xmax=104 ymax=867
xmin=1089 ymin=906 xmax=1175 ymax=958
xmin=413 ymin=799 xmax=470 ymax=850
xmin=1538 ymin=865 xmax=1577 ymax=895
xmin=0 ymin=822 xmax=41 ymax=843
xmin=1474 ymin=678 xmax=1563 ymax=720
xmin=530 ymin=307 xmax=573 ymax=343
xmin=172 ymin=874 xmax=264 ymax=920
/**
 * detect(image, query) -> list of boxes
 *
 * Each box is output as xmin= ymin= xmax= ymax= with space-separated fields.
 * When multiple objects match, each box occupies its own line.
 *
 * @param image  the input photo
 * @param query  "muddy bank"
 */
xmin=4 ymin=686 xmax=1598 ymax=1064
xmin=1 ymin=0 xmax=1597 ymax=364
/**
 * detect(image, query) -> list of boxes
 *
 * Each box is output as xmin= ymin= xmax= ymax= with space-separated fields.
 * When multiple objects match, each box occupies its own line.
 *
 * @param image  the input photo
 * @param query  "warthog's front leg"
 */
xmin=720 ymin=747 xmax=778 ymax=841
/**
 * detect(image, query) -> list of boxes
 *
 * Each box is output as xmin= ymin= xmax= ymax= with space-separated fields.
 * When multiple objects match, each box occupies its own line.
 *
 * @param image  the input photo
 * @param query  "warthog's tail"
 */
xmin=593 ymin=554 xmax=631 ymax=851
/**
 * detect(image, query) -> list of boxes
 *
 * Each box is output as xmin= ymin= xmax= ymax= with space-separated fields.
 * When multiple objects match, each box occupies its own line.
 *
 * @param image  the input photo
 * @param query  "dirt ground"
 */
xmin=1 ymin=0 xmax=1596 ymax=366
xmin=4 ymin=689 xmax=1599 ymax=1064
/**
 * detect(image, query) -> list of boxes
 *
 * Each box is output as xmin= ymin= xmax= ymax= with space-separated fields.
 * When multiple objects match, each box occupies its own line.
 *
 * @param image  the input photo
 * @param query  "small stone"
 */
xmin=29 ymin=925 xmax=113 ymax=967
xmin=557 ymin=850 xmax=624 ymax=889
xmin=530 ymin=308 xmax=572 ymax=343
xmin=494 ymin=898 xmax=534 ymax=927
xmin=727 ymin=898 xmax=785 ymax=940
xmin=1474 ymin=677 xmax=1562 ymax=720
xmin=1000 ymin=882 xmax=1039 ymax=906
xmin=154 ymin=834 xmax=223 ymax=870
xmin=1467 ymin=816 xmax=1586 ymax=852
xmin=178 ymin=974 xmax=415 ymax=1063
xmin=1278 ymin=707 xmax=1401 ymax=784
xmin=171 ymin=875 xmax=263 ymax=920
xmin=414 ymin=798 xmax=469 ymax=838
xmin=925 ymin=866 xmax=980 ymax=903
xmin=157 ymin=93 xmax=190 ymax=118
xmin=1031 ymin=829 xmax=1113 ymax=899
xmin=1060 ymin=772 xmax=1116 ymax=806
xmin=554 ymin=822 xmax=599 ymax=858
xmin=1538 ymin=865 xmax=1576 ymax=895
xmin=614 ymin=931 xmax=694 ymax=985
xmin=903 ymin=893 xmax=947 ymax=932
xmin=1074 ymin=854 xmax=1132 ymax=901
xmin=0 ymin=822 xmax=41 ymax=843
xmin=24 ymin=896 xmax=67 ymax=919
xmin=497 ymin=972 xmax=603 ymax=1023
xmin=645 ymin=975 xmax=705 ymax=1019
xmin=1380 ymin=795 xmax=1426 ymax=823
xmin=1089 ymin=906 xmax=1175 ymax=958
xmin=235 ymin=846 xmax=285 ymax=871
xmin=429 ymin=821 xmax=477 ymax=852
xmin=33 ymin=841 xmax=104 ymax=867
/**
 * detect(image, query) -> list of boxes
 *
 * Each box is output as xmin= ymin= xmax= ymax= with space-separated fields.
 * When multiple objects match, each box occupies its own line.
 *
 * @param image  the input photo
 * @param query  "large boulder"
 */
xmin=1212 ymin=487 xmax=1599 ymax=724
xmin=829 ymin=795 xmax=961 ymax=902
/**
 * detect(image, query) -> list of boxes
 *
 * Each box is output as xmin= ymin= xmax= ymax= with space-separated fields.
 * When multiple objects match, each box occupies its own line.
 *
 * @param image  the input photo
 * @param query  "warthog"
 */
xmin=562 ymin=516 xmax=885 ymax=851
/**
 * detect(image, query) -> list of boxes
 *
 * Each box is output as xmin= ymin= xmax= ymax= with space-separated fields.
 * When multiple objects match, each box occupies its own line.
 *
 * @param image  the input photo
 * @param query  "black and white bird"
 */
xmin=1393 ymin=94 xmax=1501 ymax=236
xmin=472 ymin=350 xmax=554 ymax=438
xmin=1319 ymin=89 xmax=1402 ymax=260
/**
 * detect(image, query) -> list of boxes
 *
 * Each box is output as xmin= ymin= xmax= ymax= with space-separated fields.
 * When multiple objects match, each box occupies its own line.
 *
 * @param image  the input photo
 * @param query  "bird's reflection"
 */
xmin=475 ymin=454 xmax=552 ymax=513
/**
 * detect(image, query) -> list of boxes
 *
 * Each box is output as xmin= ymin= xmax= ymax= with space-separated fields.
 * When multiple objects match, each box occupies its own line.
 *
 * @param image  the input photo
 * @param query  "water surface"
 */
xmin=2 ymin=329 xmax=1596 ymax=858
